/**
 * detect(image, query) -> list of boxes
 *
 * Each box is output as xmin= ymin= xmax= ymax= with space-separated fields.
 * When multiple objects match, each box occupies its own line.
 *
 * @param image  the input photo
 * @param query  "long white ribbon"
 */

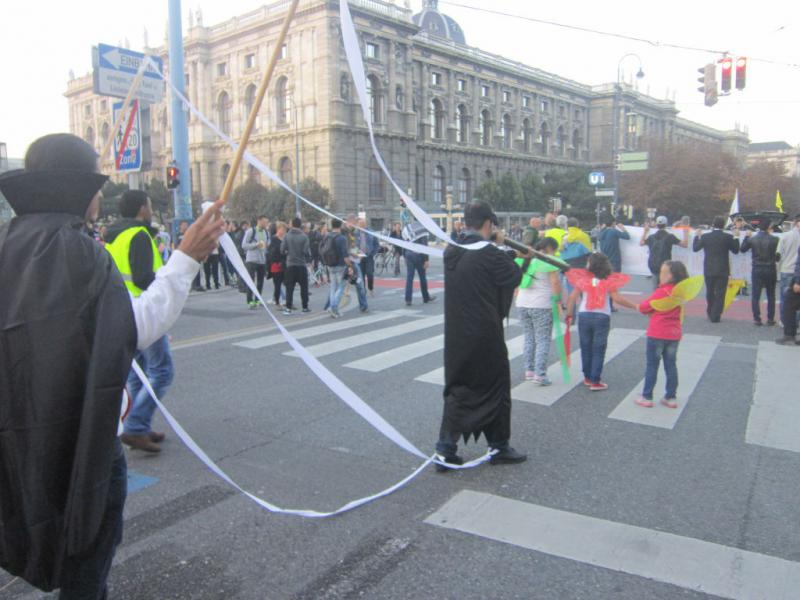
xmin=131 ymin=233 xmax=494 ymax=518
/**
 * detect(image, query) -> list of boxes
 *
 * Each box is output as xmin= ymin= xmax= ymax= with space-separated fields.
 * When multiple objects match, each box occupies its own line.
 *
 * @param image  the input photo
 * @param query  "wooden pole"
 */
xmin=216 ymin=0 xmax=301 ymax=207
xmin=99 ymin=59 xmax=150 ymax=165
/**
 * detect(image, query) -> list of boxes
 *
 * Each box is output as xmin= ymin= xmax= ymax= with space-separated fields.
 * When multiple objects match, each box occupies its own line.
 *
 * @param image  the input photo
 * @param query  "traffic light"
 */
xmin=166 ymin=165 xmax=180 ymax=189
xmin=720 ymin=57 xmax=733 ymax=93
xmin=697 ymin=63 xmax=718 ymax=107
xmin=735 ymin=56 xmax=747 ymax=90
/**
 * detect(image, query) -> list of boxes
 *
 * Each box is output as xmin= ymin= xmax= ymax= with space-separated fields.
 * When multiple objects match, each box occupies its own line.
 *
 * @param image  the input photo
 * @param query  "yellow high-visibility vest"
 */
xmin=105 ymin=226 xmax=163 ymax=297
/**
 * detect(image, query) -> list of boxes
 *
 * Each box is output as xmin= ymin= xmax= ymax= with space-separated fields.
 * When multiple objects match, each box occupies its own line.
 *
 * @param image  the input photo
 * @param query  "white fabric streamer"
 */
xmin=130 ymin=232 xmax=494 ymax=518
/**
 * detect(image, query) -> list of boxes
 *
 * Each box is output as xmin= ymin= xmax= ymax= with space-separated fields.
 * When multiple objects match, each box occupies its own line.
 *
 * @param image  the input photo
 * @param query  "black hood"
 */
xmin=0 ymin=169 xmax=108 ymax=218
xmin=445 ymin=231 xmax=484 ymax=272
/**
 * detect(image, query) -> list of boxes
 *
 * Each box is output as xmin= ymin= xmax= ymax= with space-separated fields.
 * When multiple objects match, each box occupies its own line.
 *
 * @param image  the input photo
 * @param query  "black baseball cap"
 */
xmin=464 ymin=201 xmax=498 ymax=229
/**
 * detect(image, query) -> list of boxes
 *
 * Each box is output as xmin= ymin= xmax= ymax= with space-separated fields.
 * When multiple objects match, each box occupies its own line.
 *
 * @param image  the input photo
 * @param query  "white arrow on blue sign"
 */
xmin=588 ymin=171 xmax=605 ymax=186
xmin=93 ymin=43 xmax=164 ymax=105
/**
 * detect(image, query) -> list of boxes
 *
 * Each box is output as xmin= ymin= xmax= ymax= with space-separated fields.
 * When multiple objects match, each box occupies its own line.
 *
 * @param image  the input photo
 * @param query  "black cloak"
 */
xmin=0 ymin=168 xmax=137 ymax=590
xmin=441 ymin=231 xmax=522 ymax=443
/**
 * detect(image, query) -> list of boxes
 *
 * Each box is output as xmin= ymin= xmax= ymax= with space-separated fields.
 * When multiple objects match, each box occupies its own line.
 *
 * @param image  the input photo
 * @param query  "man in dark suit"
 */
xmin=693 ymin=215 xmax=740 ymax=322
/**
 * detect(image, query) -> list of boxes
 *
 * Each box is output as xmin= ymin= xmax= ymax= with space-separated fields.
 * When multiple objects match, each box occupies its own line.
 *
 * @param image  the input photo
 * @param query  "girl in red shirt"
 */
xmin=636 ymin=260 xmax=689 ymax=408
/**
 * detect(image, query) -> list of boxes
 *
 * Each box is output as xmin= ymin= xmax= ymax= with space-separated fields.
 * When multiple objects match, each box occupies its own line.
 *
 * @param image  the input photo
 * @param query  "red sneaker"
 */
xmin=583 ymin=378 xmax=592 ymax=387
xmin=660 ymin=397 xmax=678 ymax=409
xmin=589 ymin=382 xmax=608 ymax=391
xmin=635 ymin=396 xmax=654 ymax=408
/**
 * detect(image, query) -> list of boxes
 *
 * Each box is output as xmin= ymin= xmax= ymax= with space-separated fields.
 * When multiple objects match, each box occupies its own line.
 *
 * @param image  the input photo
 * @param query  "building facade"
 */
xmin=747 ymin=141 xmax=800 ymax=178
xmin=64 ymin=0 xmax=748 ymax=229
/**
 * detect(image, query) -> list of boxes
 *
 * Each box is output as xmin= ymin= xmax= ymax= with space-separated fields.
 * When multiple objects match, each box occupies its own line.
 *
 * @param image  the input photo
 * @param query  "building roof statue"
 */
xmin=412 ymin=0 xmax=466 ymax=45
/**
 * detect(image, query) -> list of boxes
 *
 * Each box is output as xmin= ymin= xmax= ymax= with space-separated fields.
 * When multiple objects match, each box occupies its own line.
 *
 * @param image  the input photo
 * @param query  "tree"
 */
xmin=228 ymin=177 xmax=332 ymax=223
xmin=99 ymin=180 xmax=129 ymax=218
xmin=520 ymin=172 xmax=548 ymax=213
xmin=229 ymin=179 xmax=272 ymax=221
xmin=474 ymin=179 xmax=502 ymax=208
xmin=145 ymin=179 xmax=171 ymax=221
xmin=495 ymin=172 xmax=524 ymax=211
xmin=542 ymin=168 xmax=596 ymax=223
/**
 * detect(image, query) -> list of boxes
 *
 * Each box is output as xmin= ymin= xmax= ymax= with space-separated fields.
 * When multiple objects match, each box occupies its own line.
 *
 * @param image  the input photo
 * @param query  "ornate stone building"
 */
xmin=65 ymin=0 xmax=748 ymax=229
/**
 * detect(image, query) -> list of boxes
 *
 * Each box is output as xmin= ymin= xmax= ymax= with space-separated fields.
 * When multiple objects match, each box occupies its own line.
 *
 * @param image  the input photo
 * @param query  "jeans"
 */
xmin=124 ymin=334 xmax=174 ymax=435
xmin=518 ymin=307 xmax=552 ymax=376
xmin=404 ymin=253 xmax=431 ymax=303
xmin=578 ymin=312 xmax=610 ymax=384
xmin=58 ymin=441 xmax=127 ymax=600
xmin=203 ymin=254 xmax=220 ymax=288
xmin=350 ymin=262 xmax=368 ymax=309
xmin=328 ymin=265 xmax=347 ymax=311
xmin=245 ymin=262 xmax=266 ymax=304
xmin=780 ymin=273 xmax=800 ymax=326
xmin=284 ymin=265 xmax=309 ymax=310
xmin=704 ymin=275 xmax=728 ymax=322
xmin=642 ymin=337 xmax=679 ymax=400
xmin=360 ymin=255 xmax=375 ymax=291
xmin=751 ymin=266 xmax=777 ymax=322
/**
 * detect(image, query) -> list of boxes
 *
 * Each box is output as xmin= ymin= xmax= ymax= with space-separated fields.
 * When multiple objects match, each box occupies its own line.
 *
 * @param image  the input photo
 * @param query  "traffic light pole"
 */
xmin=168 ymin=0 xmax=192 ymax=228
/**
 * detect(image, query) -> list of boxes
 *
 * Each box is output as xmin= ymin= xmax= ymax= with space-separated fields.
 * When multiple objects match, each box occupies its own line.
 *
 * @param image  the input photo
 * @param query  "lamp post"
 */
xmin=441 ymin=185 xmax=455 ymax=233
xmin=612 ymin=54 xmax=644 ymax=211
xmin=290 ymin=97 xmax=301 ymax=218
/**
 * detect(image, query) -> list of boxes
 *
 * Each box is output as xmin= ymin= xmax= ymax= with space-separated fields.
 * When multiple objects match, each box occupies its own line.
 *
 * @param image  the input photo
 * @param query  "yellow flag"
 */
xmin=776 ymin=190 xmax=784 ymax=212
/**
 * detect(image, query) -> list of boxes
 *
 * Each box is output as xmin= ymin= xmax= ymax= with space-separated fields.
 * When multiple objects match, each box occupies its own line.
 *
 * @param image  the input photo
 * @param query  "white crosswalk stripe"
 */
xmin=511 ymin=328 xmax=642 ymax=406
xmin=345 ymin=335 xmax=444 ymax=372
xmin=426 ymin=490 xmax=800 ymax=600
xmin=285 ymin=315 xmax=444 ymax=358
xmin=608 ymin=334 xmax=720 ymax=429
xmin=234 ymin=309 xmax=415 ymax=349
xmin=746 ymin=341 xmax=800 ymax=453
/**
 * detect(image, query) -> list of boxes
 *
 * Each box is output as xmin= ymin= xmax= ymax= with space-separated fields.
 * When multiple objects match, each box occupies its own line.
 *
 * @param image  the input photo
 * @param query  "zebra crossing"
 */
xmin=232 ymin=308 xmax=797 ymax=451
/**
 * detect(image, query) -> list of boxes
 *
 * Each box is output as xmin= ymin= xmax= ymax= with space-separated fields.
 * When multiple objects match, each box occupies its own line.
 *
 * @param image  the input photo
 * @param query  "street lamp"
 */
xmin=441 ymin=185 xmax=457 ymax=234
xmin=288 ymin=96 xmax=301 ymax=218
xmin=612 ymin=54 xmax=644 ymax=210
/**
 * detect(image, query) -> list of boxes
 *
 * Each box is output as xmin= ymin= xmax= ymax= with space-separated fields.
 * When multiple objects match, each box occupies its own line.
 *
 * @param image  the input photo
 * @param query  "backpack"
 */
xmin=320 ymin=232 xmax=341 ymax=266
xmin=647 ymin=231 xmax=672 ymax=274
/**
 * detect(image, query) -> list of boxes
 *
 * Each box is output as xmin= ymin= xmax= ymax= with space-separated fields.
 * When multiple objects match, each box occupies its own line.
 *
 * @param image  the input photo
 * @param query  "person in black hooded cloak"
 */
xmin=0 ymin=134 xmax=223 ymax=599
xmin=434 ymin=201 xmax=529 ymax=471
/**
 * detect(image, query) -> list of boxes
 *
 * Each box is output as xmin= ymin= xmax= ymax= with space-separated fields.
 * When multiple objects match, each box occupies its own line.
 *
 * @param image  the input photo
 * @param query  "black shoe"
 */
xmin=766 ymin=320 xmax=777 ymax=326
xmin=490 ymin=447 xmax=527 ymax=465
xmin=775 ymin=336 xmax=798 ymax=346
xmin=434 ymin=453 xmax=464 ymax=473
xmin=709 ymin=318 xmax=720 ymax=323
xmin=424 ymin=295 xmax=437 ymax=303
xmin=193 ymin=286 xmax=206 ymax=292
xmin=754 ymin=320 xmax=763 ymax=326
xmin=405 ymin=301 xmax=412 ymax=306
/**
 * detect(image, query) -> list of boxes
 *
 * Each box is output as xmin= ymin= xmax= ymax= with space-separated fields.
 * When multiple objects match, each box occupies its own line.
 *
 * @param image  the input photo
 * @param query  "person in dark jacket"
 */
xmin=776 ymin=245 xmax=800 ymax=345
xmin=281 ymin=217 xmax=311 ymax=314
xmin=267 ymin=222 xmax=287 ymax=306
xmin=435 ymin=201 xmax=528 ymax=471
xmin=692 ymin=215 xmax=740 ymax=323
xmin=740 ymin=221 xmax=780 ymax=325
xmin=402 ymin=229 xmax=436 ymax=306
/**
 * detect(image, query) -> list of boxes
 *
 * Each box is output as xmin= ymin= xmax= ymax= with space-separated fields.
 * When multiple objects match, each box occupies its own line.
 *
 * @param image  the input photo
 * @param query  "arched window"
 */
xmin=557 ymin=125 xmax=567 ymax=156
xmin=395 ymin=85 xmax=404 ymax=110
xmin=429 ymin=98 xmax=444 ymax=140
xmin=217 ymin=91 xmax=231 ymax=134
xmin=279 ymin=156 xmax=293 ymax=183
xmin=522 ymin=118 xmax=532 ymax=152
xmin=479 ymin=109 xmax=491 ymax=146
xmin=456 ymin=104 xmax=468 ymax=143
xmin=100 ymin=122 xmax=110 ymax=146
xmin=368 ymin=158 xmax=384 ymax=201
xmin=221 ymin=163 xmax=231 ymax=186
xmin=538 ymin=122 xmax=550 ymax=155
xmin=433 ymin=165 xmax=445 ymax=205
xmin=484 ymin=169 xmax=493 ymax=180
xmin=366 ymin=75 xmax=383 ymax=124
xmin=571 ymin=128 xmax=583 ymax=159
xmin=244 ymin=84 xmax=257 ymax=125
xmin=248 ymin=164 xmax=261 ymax=183
xmin=502 ymin=114 xmax=512 ymax=149
xmin=84 ymin=126 xmax=95 ymax=147
xmin=340 ymin=74 xmax=351 ymax=101
xmin=276 ymin=76 xmax=290 ymax=126
xmin=458 ymin=168 xmax=471 ymax=205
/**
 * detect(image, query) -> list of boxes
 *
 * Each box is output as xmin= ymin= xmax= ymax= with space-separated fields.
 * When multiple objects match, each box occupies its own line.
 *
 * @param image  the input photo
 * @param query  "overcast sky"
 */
xmin=2 ymin=0 xmax=798 ymax=158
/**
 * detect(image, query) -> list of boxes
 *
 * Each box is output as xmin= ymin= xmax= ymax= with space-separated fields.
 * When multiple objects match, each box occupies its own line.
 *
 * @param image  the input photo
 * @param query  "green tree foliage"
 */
xmin=145 ymin=179 xmax=170 ymax=214
xmin=99 ymin=180 xmax=129 ymax=218
xmin=520 ymin=173 xmax=548 ymax=213
xmin=228 ymin=177 xmax=331 ymax=223
xmin=474 ymin=179 xmax=501 ymax=208
xmin=496 ymin=172 xmax=524 ymax=211
xmin=542 ymin=168 xmax=596 ymax=222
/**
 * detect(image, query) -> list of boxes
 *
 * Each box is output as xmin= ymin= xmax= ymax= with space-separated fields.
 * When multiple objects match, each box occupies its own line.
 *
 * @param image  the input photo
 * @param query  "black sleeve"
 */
xmin=729 ymin=236 xmax=740 ymax=255
xmin=740 ymin=237 xmax=751 ymax=253
xmin=692 ymin=235 xmax=704 ymax=252
xmin=129 ymin=230 xmax=155 ymax=291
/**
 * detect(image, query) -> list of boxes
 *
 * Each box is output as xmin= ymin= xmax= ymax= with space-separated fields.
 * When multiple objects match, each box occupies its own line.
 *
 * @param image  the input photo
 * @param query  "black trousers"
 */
xmin=705 ymin=275 xmax=728 ymax=322
xmin=246 ymin=262 xmax=266 ymax=304
xmin=360 ymin=256 xmax=375 ymax=291
xmin=751 ymin=266 xmax=777 ymax=322
xmin=783 ymin=286 xmax=800 ymax=337
xmin=284 ymin=265 xmax=309 ymax=309
xmin=58 ymin=441 xmax=127 ymax=600
xmin=204 ymin=254 xmax=220 ymax=288
xmin=272 ymin=271 xmax=285 ymax=304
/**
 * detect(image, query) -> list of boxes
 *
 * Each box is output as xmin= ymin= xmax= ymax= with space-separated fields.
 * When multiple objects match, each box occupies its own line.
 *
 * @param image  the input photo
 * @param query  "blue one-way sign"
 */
xmin=93 ymin=43 xmax=164 ymax=105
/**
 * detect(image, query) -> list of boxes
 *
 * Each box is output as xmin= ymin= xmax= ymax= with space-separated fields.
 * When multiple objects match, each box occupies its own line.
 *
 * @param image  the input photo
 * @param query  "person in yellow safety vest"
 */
xmin=544 ymin=214 xmax=568 ymax=256
xmin=105 ymin=190 xmax=172 ymax=454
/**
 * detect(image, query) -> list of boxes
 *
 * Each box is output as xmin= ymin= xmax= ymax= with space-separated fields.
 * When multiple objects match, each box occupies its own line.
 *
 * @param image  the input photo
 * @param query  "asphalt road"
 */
xmin=4 ymin=257 xmax=800 ymax=600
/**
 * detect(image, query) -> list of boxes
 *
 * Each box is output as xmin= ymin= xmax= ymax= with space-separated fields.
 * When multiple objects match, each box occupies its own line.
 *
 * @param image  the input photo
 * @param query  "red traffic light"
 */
xmin=720 ymin=57 xmax=733 ymax=92
xmin=735 ymin=57 xmax=747 ymax=90
xmin=166 ymin=165 xmax=180 ymax=189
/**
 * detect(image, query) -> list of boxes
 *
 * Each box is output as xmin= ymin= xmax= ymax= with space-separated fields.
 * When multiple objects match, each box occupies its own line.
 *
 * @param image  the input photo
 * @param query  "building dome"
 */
xmin=412 ymin=0 xmax=466 ymax=45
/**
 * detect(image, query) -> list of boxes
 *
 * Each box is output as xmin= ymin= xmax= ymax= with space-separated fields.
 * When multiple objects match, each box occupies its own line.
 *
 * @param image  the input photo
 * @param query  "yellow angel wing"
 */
xmin=671 ymin=275 xmax=704 ymax=303
xmin=724 ymin=279 xmax=746 ymax=312
xmin=649 ymin=297 xmax=682 ymax=312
